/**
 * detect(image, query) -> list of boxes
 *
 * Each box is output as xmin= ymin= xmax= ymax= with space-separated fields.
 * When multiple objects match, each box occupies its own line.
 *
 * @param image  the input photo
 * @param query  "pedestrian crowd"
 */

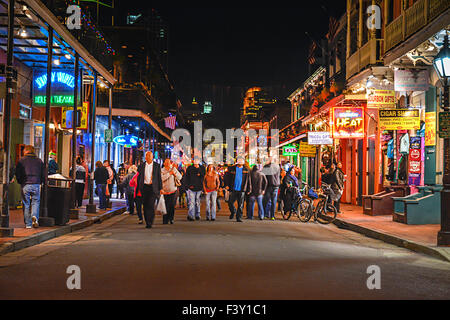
xmin=9 ymin=143 xmax=346 ymax=230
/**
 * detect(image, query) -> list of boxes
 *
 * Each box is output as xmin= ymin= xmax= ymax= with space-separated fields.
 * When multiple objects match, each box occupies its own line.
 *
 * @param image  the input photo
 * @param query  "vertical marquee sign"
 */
xmin=331 ymin=107 xmax=365 ymax=139
xmin=33 ymin=70 xmax=79 ymax=107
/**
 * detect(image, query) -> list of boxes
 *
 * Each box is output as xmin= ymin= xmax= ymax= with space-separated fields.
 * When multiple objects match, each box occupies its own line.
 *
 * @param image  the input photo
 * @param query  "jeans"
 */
xmin=126 ymin=191 xmax=135 ymax=214
xmin=97 ymin=184 xmax=107 ymax=209
xmin=247 ymin=195 xmax=264 ymax=219
xmin=22 ymin=184 xmax=41 ymax=227
xmin=228 ymin=191 xmax=245 ymax=221
xmin=187 ymin=189 xmax=202 ymax=219
xmin=205 ymin=191 xmax=218 ymax=220
xmin=263 ymin=186 xmax=279 ymax=219
xmin=163 ymin=193 xmax=177 ymax=224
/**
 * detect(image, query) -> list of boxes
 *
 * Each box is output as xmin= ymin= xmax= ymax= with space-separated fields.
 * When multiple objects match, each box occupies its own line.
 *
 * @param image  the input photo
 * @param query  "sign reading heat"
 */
xmin=331 ymin=107 xmax=365 ymax=139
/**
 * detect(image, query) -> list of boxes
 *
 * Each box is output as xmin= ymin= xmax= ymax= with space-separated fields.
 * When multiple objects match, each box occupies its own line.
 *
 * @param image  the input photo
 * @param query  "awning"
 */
xmin=276 ymin=133 xmax=307 ymax=149
xmin=0 ymin=0 xmax=116 ymax=86
xmin=96 ymin=107 xmax=171 ymax=141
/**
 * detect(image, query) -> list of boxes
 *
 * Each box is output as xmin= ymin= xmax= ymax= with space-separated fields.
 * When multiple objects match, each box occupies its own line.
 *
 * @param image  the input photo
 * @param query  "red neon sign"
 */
xmin=331 ymin=107 xmax=365 ymax=139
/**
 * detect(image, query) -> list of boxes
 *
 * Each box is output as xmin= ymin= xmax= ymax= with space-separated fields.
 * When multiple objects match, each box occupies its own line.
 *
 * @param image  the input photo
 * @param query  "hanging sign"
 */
xmin=61 ymin=102 xmax=89 ymax=130
xmin=331 ymin=107 xmax=365 ymax=139
xmin=408 ymin=137 xmax=422 ymax=186
xmin=105 ymin=129 xmax=113 ymax=144
xmin=299 ymin=142 xmax=317 ymax=157
xmin=308 ymin=131 xmax=333 ymax=145
xmin=394 ymin=69 xmax=429 ymax=92
xmin=379 ymin=109 xmax=420 ymax=130
xmin=282 ymin=144 xmax=299 ymax=157
xmin=33 ymin=70 xmax=78 ymax=107
xmin=425 ymin=112 xmax=436 ymax=146
xmin=439 ymin=112 xmax=450 ymax=139
xmin=367 ymin=90 xmax=396 ymax=108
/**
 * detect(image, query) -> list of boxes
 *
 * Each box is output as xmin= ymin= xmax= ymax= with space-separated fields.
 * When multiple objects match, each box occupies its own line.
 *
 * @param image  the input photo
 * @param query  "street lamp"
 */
xmin=434 ymin=34 xmax=450 ymax=246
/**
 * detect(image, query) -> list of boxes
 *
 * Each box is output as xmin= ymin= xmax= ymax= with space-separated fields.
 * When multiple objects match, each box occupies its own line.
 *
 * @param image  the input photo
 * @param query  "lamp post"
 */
xmin=434 ymin=34 xmax=450 ymax=246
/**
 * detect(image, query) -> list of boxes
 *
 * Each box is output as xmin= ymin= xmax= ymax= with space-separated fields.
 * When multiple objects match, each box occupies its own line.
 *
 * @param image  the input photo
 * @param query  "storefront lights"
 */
xmin=433 ymin=35 xmax=450 ymax=80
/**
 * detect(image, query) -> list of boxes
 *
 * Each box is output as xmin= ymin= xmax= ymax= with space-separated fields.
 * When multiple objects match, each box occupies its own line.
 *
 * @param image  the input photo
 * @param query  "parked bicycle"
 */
xmin=298 ymin=183 xmax=337 ymax=224
xmin=281 ymin=184 xmax=311 ymax=221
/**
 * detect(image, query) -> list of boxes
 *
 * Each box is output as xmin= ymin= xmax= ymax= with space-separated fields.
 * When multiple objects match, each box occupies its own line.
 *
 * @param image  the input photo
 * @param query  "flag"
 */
xmin=165 ymin=115 xmax=176 ymax=130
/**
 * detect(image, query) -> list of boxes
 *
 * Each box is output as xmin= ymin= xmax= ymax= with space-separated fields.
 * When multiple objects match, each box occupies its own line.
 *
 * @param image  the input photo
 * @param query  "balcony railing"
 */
xmin=346 ymin=38 xmax=384 ymax=80
xmin=385 ymin=0 xmax=450 ymax=53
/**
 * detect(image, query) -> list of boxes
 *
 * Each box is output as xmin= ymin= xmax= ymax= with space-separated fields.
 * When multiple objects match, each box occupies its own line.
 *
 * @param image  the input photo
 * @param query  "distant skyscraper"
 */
xmin=203 ymin=101 xmax=212 ymax=114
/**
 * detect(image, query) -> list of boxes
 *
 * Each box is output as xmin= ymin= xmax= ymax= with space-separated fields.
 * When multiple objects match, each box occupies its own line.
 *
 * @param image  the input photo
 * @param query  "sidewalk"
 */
xmin=0 ymin=198 xmax=127 ymax=256
xmin=334 ymin=204 xmax=450 ymax=262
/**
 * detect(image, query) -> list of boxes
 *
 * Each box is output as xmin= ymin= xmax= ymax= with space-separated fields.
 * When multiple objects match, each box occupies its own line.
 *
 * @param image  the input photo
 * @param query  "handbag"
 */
xmin=156 ymin=195 xmax=167 ymax=215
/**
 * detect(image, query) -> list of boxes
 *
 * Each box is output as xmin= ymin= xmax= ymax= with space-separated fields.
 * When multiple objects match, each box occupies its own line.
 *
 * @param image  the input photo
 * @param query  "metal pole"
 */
xmin=438 ymin=77 xmax=450 ymax=246
xmin=0 ymin=0 xmax=15 ymax=236
xmin=69 ymin=54 xmax=79 ymax=215
xmin=107 ymin=86 xmax=112 ymax=163
xmin=39 ymin=27 xmax=55 ymax=227
xmin=86 ymin=72 xmax=98 ymax=213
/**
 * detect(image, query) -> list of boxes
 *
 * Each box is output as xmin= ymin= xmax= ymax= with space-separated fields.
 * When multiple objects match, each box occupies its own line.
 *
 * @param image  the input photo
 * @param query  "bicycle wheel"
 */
xmin=298 ymin=199 xmax=311 ymax=223
xmin=317 ymin=203 xmax=337 ymax=225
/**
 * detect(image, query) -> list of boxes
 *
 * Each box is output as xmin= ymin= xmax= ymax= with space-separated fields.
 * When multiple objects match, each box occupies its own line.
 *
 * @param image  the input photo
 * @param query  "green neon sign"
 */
xmin=34 ymin=95 xmax=74 ymax=106
xmin=283 ymin=144 xmax=299 ymax=156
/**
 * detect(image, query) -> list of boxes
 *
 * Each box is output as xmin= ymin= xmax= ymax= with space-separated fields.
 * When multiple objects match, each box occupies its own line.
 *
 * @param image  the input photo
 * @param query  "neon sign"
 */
xmin=331 ymin=107 xmax=365 ymax=139
xmin=113 ymin=135 xmax=139 ymax=148
xmin=33 ymin=70 xmax=77 ymax=107
xmin=283 ymin=144 xmax=299 ymax=156
xmin=35 ymin=72 xmax=75 ymax=89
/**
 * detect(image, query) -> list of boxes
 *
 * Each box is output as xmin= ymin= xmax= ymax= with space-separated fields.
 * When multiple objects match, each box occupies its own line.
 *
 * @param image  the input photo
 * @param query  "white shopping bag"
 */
xmin=156 ymin=195 xmax=167 ymax=215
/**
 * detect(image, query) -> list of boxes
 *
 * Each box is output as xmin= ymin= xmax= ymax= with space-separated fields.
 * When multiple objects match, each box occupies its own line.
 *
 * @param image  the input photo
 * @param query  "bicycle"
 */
xmin=298 ymin=183 xmax=337 ymax=225
xmin=281 ymin=184 xmax=311 ymax=221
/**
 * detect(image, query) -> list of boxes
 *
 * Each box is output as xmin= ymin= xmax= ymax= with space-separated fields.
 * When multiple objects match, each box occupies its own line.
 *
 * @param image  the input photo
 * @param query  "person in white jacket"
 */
xmin=161 ymin=159 xmax=182 ymax=225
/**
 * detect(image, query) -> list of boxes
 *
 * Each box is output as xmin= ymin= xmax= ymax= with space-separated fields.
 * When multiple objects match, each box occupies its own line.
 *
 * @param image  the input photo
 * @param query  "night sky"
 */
xmin=117 ymin=2 xmax=347 ymax=126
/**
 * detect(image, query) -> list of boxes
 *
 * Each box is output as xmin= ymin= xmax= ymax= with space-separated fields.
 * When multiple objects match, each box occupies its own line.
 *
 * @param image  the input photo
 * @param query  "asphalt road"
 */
xmin=0 ymin=205 xmax=449 ymax=300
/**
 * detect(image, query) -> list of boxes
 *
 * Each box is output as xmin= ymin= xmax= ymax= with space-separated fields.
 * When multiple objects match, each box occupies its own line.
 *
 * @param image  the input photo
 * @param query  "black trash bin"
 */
xmin=47 ymin=175 xmax=72 ymax=226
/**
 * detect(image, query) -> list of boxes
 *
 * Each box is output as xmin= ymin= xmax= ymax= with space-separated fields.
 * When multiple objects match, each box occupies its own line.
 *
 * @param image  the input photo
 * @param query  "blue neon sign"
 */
xmin=113 ymin=135 xmax=139 ymax=148
xmin=35 ymin=72 xmax=75 ymax=89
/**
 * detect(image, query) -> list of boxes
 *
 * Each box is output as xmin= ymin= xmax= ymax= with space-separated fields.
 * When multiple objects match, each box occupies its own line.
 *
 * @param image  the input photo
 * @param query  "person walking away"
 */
xmin=121 ymin=165 xmax=138 ymax=215
xmin=185 ymin=157 xmax=205 ymax=221
xmin=94 ymin=161 xmax=109 ymax=210
xmin=224 ymin=156 xmax=252 ymax=223
xmin=277 ymin=167 xmax=287 ymax=215
xmin=282 ymin=166 xmax=300 ymax=215
xmin=333 ymin=162 xmax=346 ymax=214
xmin=129 ymin=170 xmax=144 ymax=224
xmin=247 ymin=164 xmax=267 ymax=220
xmin=161 ymin=159 xmax=182 ymax=225
xmin=263 ymin=157 xmax=281 ymax=221
xmin=117 ymin=163 xmax=126 ymax=199
xmin=70 ymin=157 xmax=86 ymax=208
xmin=136 ymin=151 xmax=162 ymax=229
xmin=178 ymin=165 xmax=187 ymax=208
xmin=203 ymin=164 xmax=220 ymax=221
xmin=48 ymin=151 xmax=59 ymax=175
xmin=15 ymin=145 xmax=45 ymax=229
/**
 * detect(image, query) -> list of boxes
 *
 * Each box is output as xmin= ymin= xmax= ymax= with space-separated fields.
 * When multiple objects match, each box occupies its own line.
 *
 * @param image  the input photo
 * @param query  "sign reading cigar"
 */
xmin=379 ymin=109 xmax=420 ymax=130
xmin=331 ymin=107 xmax=365 ymax=139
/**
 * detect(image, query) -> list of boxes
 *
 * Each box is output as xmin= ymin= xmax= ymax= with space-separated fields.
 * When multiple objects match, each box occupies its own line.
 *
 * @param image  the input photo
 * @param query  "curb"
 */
xmin=0 ymin=206 xmax=126 ymax=257
xmin=333 ymin=218 xmax=450 ymax=263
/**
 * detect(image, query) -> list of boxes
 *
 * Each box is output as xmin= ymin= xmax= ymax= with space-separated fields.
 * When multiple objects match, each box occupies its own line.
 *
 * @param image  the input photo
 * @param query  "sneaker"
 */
xmin=32 ymin=216 xmax=39 ymax=228
xmin=236 ymin=219 xmax=243 ymax=223
xmin=271 ymin=218 xmax=275 ymax=221
xmin=25 ymin=226 xmax=32 ymax=229
xmin=138 ymin=220 xmax=144 ymax=225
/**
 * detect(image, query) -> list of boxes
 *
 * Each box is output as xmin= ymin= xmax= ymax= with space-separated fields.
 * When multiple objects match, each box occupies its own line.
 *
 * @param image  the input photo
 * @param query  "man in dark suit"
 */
xmin=136 ymin=151 xmax=162 ymax=229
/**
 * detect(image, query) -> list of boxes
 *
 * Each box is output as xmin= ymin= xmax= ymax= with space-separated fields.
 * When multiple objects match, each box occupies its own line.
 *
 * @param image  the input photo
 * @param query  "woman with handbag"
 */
xmin=161 ymin=159 xmax=182 ymax=225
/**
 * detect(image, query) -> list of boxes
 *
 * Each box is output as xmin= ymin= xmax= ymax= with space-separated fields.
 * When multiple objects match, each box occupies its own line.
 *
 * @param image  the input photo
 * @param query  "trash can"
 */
xmin=48 ymin=174 xmax=72 ymax=226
